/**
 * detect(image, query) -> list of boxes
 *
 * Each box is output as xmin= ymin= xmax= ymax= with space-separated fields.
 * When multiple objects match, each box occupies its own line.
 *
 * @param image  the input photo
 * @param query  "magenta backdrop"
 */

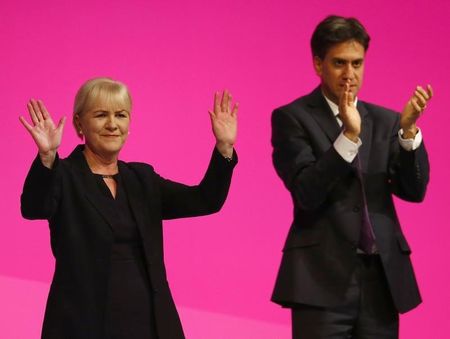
xmin=2 ymin=0 xmax=449 ymax=337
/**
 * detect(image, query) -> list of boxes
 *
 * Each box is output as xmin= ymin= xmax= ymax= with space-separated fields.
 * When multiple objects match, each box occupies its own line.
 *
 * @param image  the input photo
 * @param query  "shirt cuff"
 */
xmin=398 ymin=128 xmax=423 ymax=151
xmin=334 ymin=132 xmax=362 ymax=163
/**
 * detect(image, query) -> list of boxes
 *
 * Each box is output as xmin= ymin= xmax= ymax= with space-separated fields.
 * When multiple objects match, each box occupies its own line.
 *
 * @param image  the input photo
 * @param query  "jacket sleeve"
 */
xmin=159 ymin=147 xmax=237 ymax=220
xmin=271 ymin=108 xmax=353 ymax=211
xmin=21 ymin=154 xmax=61 ymax=220
xmin=388 ymin=115 xmax=430 ymax=202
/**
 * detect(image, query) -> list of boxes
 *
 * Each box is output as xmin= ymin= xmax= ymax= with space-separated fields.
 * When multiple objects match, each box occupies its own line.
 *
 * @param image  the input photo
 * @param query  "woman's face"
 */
xmin=76 ymin=100 xmax=130 ymax=157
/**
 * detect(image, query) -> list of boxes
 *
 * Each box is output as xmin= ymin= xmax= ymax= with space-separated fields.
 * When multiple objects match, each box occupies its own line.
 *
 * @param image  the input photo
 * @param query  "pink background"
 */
xmin=1 ymin=0 xmax=449 ymax=337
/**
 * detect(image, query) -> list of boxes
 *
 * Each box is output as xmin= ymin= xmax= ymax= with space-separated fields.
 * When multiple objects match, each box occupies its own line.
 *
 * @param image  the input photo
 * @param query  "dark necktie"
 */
xmin=355 ymin=155 xmax=376 ymax=254
xmin=336 ymin=111 xmax=376 ymax=253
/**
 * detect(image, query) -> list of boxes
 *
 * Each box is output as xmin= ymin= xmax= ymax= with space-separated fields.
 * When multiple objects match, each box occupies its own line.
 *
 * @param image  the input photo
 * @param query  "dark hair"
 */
xmin=311 ymin=15 xmax=370 ymax=59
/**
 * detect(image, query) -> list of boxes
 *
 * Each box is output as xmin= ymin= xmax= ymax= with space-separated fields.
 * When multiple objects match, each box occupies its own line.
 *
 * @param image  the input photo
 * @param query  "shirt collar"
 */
xmin=322 ymin=93 xmax=358 ymax=116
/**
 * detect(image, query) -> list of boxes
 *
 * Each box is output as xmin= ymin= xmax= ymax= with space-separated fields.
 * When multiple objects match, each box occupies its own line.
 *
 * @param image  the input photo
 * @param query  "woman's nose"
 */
xmin=105 ymin=117 xmax=118 ymax=129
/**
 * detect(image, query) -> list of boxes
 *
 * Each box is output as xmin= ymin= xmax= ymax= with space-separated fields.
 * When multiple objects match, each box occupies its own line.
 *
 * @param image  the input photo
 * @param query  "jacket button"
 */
xmin=353 ymin=206 xmax=360 ymax=212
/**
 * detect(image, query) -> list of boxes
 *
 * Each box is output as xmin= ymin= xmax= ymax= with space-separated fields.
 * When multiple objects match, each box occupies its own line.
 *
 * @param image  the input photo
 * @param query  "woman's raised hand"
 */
xmin=19 ymin=99 xmax=66 ymax=168
xmin=209 ymin=90 xmax=238 ymax=158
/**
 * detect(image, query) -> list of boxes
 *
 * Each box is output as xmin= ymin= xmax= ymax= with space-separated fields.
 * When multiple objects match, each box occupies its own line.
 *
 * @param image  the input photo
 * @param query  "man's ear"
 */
xmin=313 ymin=56 xmax=323 ymax=76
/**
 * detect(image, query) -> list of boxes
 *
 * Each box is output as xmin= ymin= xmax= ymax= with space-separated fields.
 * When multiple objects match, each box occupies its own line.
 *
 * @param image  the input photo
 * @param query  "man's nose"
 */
xmin=342 ymin=64 xmax=355 ymax=80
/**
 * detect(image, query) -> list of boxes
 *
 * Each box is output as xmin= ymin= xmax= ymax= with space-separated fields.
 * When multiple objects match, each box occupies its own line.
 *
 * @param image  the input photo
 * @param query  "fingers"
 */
xmin=214 ymin=90 xmax=236 ymax=114
xmin=221 ymin=90 xmax=230 ymax=113
xmin=339 ymin=85 xmax=348 ymax=115
xmin=413 ymin=91 xmax=427 ymax=110
xmin=37 ymin=100 xmax=51 ymax=120
xmin=412 ymin=84 xmax=433 ymax=112
xmin=208 ymin=110 xmax=215 ymax=122
xmin=410 ymin=98 xmax=423 ymax=114
xmin=19 ymin=116 xmax=34 ymax=133
xmin=213 ymin=91 xmax=220 ymax=116
xmin=30 ymin=99 xmax=44 ymax=121
xmin=231 ymin=102 xmax=239 ymax=117
xmin=427 ymin=84 xmax=433 ymax=98
xmin=27 ymin=99 xmax=50 ymax=125
xmin=347 ymin=88 xmax=354 ymax=106
xmin=415 ymin=86 xmax=429 ymax=100
xmin=56 ymin=116 xmax=66 ymax=133
xmin=27 ymin=100 xmax=39 ymax=125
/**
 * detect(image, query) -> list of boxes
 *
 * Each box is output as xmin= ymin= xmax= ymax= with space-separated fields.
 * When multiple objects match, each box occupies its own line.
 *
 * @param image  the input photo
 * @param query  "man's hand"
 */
xmin=400 ymin=85 xmax=433 ymax=139
xmin=339 ymin=83 xmax=361 ymax=142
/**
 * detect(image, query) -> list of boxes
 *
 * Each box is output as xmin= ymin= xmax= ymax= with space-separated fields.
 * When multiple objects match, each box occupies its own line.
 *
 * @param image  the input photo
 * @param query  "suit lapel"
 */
xmin=305 ymin=88 xmax=373 ymax=173
xmin=306 ymin=87 xmax=341 ymax=143
xmin=118 ymin=162 xmax=150 ymax=240
xmin=67 ymin=145 xmax=118 ymax=230
xmin=357 ymin=102 xmax=372 ymax=173
xmin=68 ymin=146 xmax=153 ymax=246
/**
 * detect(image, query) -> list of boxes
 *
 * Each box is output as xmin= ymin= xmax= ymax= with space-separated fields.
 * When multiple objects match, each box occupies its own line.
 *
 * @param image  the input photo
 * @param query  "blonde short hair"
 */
xmin=73 ymin=77 xmax=132 ymax=138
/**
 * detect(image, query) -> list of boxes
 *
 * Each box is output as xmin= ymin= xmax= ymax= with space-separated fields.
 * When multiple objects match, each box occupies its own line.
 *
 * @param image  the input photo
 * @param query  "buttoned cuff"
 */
xmin=398 ymin=128 xmax=423 ymax=151
xmin=334 ymin=132 xmax=362 ymax=163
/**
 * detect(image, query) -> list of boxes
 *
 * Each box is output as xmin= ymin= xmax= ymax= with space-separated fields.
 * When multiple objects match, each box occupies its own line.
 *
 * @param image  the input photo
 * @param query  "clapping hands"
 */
xmin=339 ymin=83 xmax=361 ymax=143
xmin=401 ymin=85 xmax=433 ymax=138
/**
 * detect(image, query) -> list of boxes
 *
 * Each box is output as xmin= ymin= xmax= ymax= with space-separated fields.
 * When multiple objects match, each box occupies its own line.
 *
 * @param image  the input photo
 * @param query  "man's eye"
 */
xmin=117 ymin=113 xmax=127 ymax=118
xmin=95 ymin=113 xmax=106 ymax=117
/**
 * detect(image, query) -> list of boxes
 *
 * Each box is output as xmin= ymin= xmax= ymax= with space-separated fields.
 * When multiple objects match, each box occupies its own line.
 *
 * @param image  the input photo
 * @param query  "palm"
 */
xmin=20 ymin=100 xmax=65 ymax=154
xmin=340 ymin=101 xmax=361 ymax=127
xmin=30 ymin=117 xmax=63 ymax=153
xmin=400 ymin=85 xmax=433 ymax=130
xmin=210 ymin=90 xmax=238 ymax=146
xmin=400 ymin=101 xmax=419 ymax=128
xmin=339 ymin=86 xmax=361 ymax=136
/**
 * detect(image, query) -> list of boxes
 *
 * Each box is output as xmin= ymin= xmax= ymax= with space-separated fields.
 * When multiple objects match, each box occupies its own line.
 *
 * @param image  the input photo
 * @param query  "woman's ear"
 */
xmin=74 ymin=114 xmax=83 ymax=138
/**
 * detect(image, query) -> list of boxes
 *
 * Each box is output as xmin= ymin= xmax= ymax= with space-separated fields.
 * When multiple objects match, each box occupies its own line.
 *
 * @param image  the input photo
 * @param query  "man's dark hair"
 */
xmin=311 ymin=15 xmax=370 ymax=59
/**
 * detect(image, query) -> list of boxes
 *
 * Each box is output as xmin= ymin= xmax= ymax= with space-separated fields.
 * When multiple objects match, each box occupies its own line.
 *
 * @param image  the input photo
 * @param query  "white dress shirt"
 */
xmin=322 ymin=95 xmax=423 ymax=163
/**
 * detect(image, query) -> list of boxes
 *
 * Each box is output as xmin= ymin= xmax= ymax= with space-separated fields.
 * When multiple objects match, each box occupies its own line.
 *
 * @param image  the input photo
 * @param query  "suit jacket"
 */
xmin=270 ymin=87 xmax=429 ymax=314
xmin=21 ymin=145 xmax=237 ymax=339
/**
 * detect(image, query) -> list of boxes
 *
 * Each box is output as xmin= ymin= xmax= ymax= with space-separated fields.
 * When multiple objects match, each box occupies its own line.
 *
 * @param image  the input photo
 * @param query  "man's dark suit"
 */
xmin=271 ymin=87 xmax=429 ymax=314
xmin=21 ymin=145 xmax=237 ymax=339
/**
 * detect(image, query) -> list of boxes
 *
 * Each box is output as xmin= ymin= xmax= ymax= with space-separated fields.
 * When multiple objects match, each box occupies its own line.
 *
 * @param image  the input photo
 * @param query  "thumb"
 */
xmin=339 ymin=90 xmax=347 ymax=113
xmin=347 ymin=89 xmax=354 ymax=106
xmin=56 ymin=116 xmax=66 ymax=132
xmin=208 ymin=110 xmax=216 ymax=120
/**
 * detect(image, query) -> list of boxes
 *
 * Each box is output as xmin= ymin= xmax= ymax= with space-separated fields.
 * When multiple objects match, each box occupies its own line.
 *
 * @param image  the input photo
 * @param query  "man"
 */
xmin=271 ymin=15 xmax=432 ymax=338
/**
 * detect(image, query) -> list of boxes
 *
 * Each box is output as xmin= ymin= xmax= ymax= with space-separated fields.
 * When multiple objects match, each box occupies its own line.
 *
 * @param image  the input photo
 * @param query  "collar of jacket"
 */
xmin=305 ymin=86 xmax=373 ymax=173
xmin=65 ymin=145 xmax=149 ymax=234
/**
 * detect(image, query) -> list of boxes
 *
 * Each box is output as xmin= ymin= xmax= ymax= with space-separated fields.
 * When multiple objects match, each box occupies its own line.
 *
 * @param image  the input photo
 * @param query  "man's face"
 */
xmin=313 ymin=40 xmax=365 ymax=104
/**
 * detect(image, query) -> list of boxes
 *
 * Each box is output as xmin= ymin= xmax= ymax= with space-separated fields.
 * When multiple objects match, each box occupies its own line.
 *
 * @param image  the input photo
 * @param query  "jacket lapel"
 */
xmin=305 ymin=88 xmax=373 ymax=173
xmin=67 ymin=145 xmax=118 ymax=230
xmin=306 ymin=87 xmax=341 ymax=143
xmin=357 ymin=101 xmax=373 ymax=174
xmin=118 ymin=162 xmax=151 ymax=240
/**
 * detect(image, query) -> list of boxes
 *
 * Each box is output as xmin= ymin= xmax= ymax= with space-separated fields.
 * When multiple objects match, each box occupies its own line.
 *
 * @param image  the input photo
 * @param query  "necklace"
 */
xmin=98 ymin=174 xmax=118 ymax=179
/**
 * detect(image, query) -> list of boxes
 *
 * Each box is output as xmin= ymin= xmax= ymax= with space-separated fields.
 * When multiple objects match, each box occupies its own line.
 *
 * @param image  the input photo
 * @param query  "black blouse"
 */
xmin=94 ymin=173 xmax=158 ymax=339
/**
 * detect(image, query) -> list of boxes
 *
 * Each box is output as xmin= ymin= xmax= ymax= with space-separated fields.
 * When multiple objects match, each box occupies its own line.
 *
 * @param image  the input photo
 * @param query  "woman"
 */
xmin=20 ymin=77 xmax=238 ymax=339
